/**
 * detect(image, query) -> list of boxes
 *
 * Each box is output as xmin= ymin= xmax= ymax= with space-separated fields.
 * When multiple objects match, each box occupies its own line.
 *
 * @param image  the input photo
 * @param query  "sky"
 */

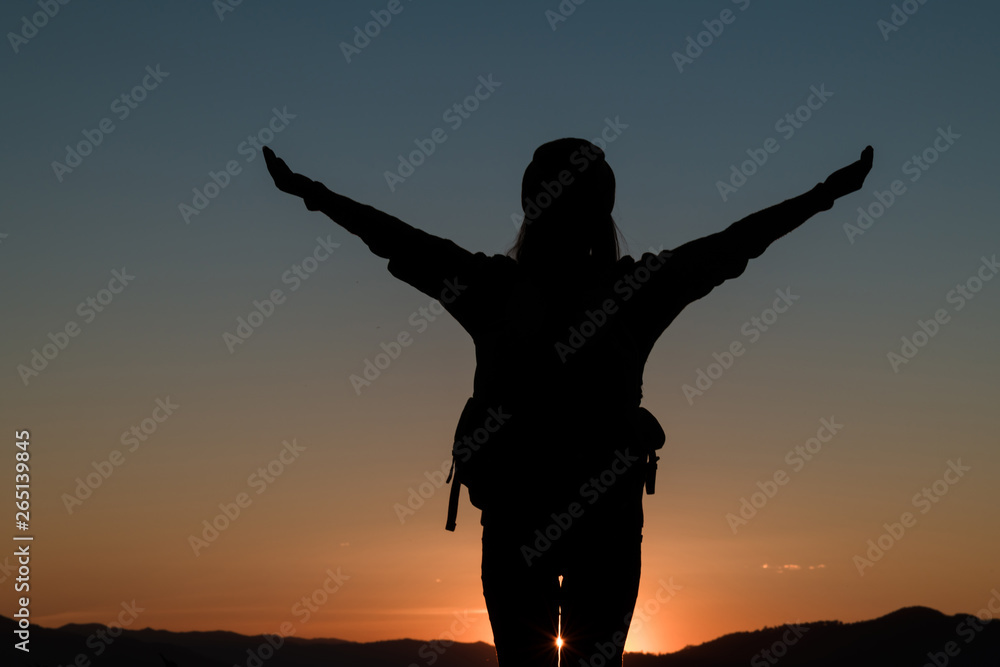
xmin=1 ymin=0 xmax=999 ymax=657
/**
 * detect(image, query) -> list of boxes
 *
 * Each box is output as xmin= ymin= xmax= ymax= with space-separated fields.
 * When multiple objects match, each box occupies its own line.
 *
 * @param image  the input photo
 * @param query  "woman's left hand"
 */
xmin=263 ymin=146 xmax=319 ymax=202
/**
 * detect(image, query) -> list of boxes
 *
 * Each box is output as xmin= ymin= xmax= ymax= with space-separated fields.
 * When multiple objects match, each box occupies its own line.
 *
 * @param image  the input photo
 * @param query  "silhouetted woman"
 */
xmin=264 ymin=140 xmax=873 ymax=667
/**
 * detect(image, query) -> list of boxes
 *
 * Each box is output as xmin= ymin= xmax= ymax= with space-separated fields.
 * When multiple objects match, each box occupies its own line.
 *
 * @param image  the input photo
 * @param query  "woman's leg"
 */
xmin=482 ymin=519 xmax=561 ymax=667
xmin=557 ymin=483 xmax=644 ymax=667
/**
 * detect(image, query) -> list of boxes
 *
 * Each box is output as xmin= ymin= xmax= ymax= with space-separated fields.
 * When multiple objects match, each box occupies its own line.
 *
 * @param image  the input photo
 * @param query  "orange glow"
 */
xmin=14 ymin=320 xmax=999 ymax=657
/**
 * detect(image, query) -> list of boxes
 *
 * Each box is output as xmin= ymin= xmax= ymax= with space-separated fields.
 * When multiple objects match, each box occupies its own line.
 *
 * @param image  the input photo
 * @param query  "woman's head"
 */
xmin=508 ymin=138 xmax=624 ymax=268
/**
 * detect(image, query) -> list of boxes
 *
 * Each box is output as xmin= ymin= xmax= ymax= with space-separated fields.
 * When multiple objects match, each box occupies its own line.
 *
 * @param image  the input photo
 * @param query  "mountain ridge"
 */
xmin=4 ymin=605 xmax=998 ymax=666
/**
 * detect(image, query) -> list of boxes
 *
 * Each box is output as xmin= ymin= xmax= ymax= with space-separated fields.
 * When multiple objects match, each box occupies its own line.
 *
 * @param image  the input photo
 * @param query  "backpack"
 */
xmin=444 ymin=397 xmax=666 ymax=531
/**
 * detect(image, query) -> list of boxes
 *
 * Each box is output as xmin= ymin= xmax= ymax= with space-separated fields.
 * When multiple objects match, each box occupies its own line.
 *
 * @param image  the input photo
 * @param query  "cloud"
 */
xmin=762 ymin=563 xmax=826 ymax=573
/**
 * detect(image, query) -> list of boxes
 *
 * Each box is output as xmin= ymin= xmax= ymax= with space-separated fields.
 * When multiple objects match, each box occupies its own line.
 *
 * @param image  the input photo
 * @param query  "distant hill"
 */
xmin=4 ymin=605 xmax=998 ymax=666
xmin=625 ymin=607 xmax=1000 ymax=666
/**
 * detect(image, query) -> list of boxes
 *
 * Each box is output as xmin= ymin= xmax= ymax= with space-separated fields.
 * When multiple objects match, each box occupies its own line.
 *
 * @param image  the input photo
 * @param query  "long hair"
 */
xmin=507 ymin=138 xmax=626 ymax=268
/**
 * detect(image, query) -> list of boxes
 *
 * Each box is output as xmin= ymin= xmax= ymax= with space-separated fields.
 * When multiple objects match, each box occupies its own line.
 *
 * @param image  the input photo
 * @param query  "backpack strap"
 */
xmin=634 ymin=407 xmax=665 ymax=495
xmin=445 ymin=457 xmax=460 ymax=532
xmin=646 ymin=450 xmax=661 ymax=494
xmin=444 ymin=395 xmax=491 ymax=532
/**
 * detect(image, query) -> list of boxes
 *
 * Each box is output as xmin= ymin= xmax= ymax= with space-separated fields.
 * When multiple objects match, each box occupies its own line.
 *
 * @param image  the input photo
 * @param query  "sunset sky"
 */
xmin=2 ymin=0 xmax=999 ymax=656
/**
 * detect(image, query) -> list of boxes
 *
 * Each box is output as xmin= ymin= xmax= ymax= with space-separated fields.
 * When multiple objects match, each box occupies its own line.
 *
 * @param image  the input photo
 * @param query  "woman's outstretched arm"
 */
xmin=631 ymin=147 xmax=875 ymax=344
xmin=721 ymin=145 xmax=873 ymax=259
xmin=656 ymin=146 xmax=875 ymax=305
xmin=263 ymin=146 xmax=422 ymax=259
xmin=262 ymin=146 xmax=504 ymax=331
xmin=676 ymin=146 xmax=874 ymax=263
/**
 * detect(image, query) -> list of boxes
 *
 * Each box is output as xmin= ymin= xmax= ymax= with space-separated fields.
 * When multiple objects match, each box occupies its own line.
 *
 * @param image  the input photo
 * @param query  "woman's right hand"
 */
xmin=263 ymin=146 xmax=323 ymax=207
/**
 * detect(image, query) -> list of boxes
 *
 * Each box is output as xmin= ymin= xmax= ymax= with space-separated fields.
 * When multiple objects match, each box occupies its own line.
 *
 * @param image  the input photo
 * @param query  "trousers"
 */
xmin=481 ymin=462 xmax=644 ymax=667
